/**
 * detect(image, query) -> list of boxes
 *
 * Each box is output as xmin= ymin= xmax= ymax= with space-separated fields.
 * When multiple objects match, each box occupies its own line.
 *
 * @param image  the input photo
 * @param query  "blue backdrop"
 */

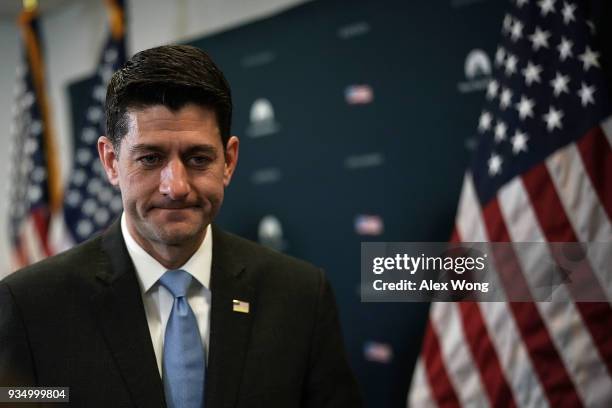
xmin=68 ymin=0 xmax=505 ymax=406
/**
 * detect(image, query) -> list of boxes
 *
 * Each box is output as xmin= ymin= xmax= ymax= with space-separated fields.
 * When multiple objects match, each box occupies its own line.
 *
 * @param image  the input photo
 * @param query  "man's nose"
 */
xmin=159 ymin=159 xmax=191 ymax=200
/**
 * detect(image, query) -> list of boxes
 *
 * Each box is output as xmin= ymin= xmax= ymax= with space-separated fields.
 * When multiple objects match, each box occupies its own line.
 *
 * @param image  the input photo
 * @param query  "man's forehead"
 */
xmin=127 ymin=141 xmax=217 ymax=151
xmin=120 ymin=105 xmax=221 ymax=147
xmin=121 ymin=135 xmax=221 ymax=151
xmin=116 ymin=108 xmax=222 ymax=156
xmin=126 ymin=104 xmax=220 ymax=130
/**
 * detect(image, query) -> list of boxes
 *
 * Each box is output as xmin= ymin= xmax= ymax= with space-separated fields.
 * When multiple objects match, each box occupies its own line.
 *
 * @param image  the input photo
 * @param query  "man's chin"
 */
xmin=149 ymin=226 xmax=207 ymax=247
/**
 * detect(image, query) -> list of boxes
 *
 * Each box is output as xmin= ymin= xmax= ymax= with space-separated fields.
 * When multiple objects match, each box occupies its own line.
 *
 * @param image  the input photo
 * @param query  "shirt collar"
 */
xmin=121 ymin=212 xmax=212 ymax=293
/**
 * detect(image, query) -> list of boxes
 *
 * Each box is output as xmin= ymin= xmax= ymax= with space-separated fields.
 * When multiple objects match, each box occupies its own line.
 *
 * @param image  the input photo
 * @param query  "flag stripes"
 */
xmin=410 ymin=146 xmax=612 ymax=407
xmin=422 ymin=319 xmax=462 ymax=407
xmin=575 ymin=127 xmax=612 ymax=220
xmin=408 ymin=360 xmax=436 ymax=407
xmin=456 ymin=176 xmax=550 ymax=407
xmin=483 ymin=198 xmax=584 ymax=407
xmin=433 ymin=303 xmax=491 ymax=407
xmin=478 ymin=302 xmax=549 ymax=408
xmin=499 ymin=179 xmax=612 ymax=405
xmin=457 ymin=301 xmax=518 ymax=408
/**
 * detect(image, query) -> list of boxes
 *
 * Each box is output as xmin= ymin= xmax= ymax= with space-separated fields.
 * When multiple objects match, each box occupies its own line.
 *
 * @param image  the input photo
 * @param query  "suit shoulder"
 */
xmin=216 ymin=228 xmax=323 ymax=284
xmin=2 ymin=234 xmax=105 ymax=291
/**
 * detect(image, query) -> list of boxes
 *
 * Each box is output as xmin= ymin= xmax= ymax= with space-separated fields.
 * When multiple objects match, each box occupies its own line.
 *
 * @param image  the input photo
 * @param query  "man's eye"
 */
xmin=138 ymin=155 xmax=161 ymax=166
xmin=189 ymin=156 xmax=211 ymax=167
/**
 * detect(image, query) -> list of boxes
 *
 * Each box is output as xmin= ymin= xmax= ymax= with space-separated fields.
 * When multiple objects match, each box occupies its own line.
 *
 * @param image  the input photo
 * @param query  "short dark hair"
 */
xmin=105 ymin=45 xmax=232 ymax=151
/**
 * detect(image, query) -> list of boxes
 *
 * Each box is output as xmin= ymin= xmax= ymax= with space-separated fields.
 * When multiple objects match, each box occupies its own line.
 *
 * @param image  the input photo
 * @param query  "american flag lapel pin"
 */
xmin=233 ymin=299 xmax=249 ymax=314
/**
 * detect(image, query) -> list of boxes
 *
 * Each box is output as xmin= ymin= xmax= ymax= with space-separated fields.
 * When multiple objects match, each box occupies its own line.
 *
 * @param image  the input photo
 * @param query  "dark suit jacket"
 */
xmin=0 ymin=221 xmax=362 ymax=408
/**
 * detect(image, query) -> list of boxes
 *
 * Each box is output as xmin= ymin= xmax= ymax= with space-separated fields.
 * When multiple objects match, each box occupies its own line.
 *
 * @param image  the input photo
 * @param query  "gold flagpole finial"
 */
xmin=23 ymin=0 xmax=38 ymax=11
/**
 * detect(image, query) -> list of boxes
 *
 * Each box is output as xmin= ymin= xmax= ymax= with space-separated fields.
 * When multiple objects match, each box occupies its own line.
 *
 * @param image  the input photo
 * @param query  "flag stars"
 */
xmin=495 ymin=46 xmax=506 ymax=67
xmin=557 ymin=37 xmax=573 ymax=61
xmin=87 ymin=106 xmax=103 ymax=123
xmin=21 ymin=159 xmax=34 ymax=176
xmin=27 ymin=185 xmax=42 ymax=204
xmin=522 ymin=61 xmax=543 ymax=85
xmin=81 ymin=127 xmax=97 ymax=144
xmin=478 ymin=111 xmax=493 ymax=132
xmin=561 ymin=2 xmax=576 ymax=24
xmin=543 ymin=106 xmax=564 ymax=131
xmin=488 ymin=153 xmax=503 ymax=176
xmin=529 ymin=27 xmax=551 ymax=51
xmin=23 ymin=138 xmax=38 ymax=155
xmin=500 ymin=87 xmax=513 ymax=110
xmin=586 ymin=20 xmax=595 ymax=34
xmin=502 ymin=15 xmax=513 ymax=35
xmin=104 ymin=48 xmax=118 ymax=64
xmin=29 ymin=120 xmax=42 ymax=136
xmin=515 ymin=96 xmax=535 ymax=119
xmin=578 ymin=46 xmax=600 ymax=71
xmin=66 ymin=190 xmax=82 ymax=207
xmin=31 ymin=167 xmax=46 ymax=183
xmin=511 ymin=130 xmax=529 ymax=154
xmin=550 ymin=72 xmax=570 ymax=96
xmin=111 ymin=195 xmax=123 ymax=212
xmin=505 ymin=54 xmax=518 ymax=76
xmin=76 ymin=148 xmax=93 ymax=165
xmin=494 ymin=120 xmax=508 ymax=142
xmin=13 ymin=82 xmax=25 ymax=99
xmin=71 ymin=169 xmax=86 ymax=187
xmin=16 ymin=64 xmax=27 ymax=79
xmin=577 ymin=82 xmax=596 ymax=106
xmin=510 ymin=20 xmax=524 ymax=42
xmin=587 ymin=20 xmax=595 ymax=35
xmin=77 ymin=220 xmax=94 ymax=239
xmin=538 ymin=0 xmax=556 ymax=16
xmin=486 ymin=80 xmax=499 ymax=100
xmin=92 ymin=85 xmax=106 ymax=102
xmin=98 ymin=65 xmax=114 ymax=83
xmin=21 ymin=92 xmax=35 ymax=109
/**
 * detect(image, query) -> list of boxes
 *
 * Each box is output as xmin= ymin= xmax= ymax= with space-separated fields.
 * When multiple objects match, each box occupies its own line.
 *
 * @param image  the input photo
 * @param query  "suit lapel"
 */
xmin=90 ymin=221 xmax=166 ymax=408
xmin=206 ymin=225 xmax=255 ymax=408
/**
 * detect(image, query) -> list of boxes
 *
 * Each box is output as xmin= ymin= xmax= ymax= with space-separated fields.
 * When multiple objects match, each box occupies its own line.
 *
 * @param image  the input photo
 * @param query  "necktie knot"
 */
xmin=159 ymin=269 xmax=193 ymax=298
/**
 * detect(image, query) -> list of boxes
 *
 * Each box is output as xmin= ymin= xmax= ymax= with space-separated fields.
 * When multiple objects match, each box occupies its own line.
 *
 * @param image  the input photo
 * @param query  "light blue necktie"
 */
xmin=159 ymin=269 xmax=206 ymax=408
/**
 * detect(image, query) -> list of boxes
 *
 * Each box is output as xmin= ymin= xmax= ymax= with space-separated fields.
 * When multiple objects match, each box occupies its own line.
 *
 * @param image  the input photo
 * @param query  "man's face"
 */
xmin=98 ymin=104 xmax=239 ymax=251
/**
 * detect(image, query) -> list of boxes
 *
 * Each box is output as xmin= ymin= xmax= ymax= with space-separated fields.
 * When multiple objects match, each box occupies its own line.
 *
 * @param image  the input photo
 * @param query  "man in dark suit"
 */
xmin=0 ymin=45 xmax=362 ymax=408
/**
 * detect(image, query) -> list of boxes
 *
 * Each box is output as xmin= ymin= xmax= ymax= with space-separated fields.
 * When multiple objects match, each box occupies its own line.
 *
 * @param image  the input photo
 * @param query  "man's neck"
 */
xmin=126 ymin=223 xmax=207 ymax=270
xmin=136 ymin=240 xmax=202 ymax=270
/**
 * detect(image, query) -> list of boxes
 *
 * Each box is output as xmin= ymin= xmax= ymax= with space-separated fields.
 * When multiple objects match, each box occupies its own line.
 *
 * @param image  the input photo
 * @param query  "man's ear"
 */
xmin=223 ymin=136 xmax=239 ymax=187
xmin=97 ymin=136 xmax=120 ymax=186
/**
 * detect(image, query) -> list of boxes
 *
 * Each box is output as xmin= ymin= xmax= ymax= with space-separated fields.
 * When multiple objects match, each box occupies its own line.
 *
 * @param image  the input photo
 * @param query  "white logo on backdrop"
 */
xmin=337 ymin=21 xmax=371 ymax=39
xmin=241 ymin=51 xmax=276 ymax=68
xmin=250 ymin=167 xmax=282 ymax=185
xmin=457 ymin=49 xmax=492 ymax=93
xmin=258 ymin=215 xmax=286 ymax=251
xmin=246 ymin=98 xmax=280 ymax=137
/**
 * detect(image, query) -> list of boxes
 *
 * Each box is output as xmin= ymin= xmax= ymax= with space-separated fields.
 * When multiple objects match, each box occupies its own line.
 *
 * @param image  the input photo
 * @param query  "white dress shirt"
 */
xmin=121 ymin=213 xmax=212 ymax=376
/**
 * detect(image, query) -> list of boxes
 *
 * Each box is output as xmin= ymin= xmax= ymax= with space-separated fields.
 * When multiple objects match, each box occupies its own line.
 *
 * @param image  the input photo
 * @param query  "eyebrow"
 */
xmin=128 ymin=144 xmax=218 ymax=157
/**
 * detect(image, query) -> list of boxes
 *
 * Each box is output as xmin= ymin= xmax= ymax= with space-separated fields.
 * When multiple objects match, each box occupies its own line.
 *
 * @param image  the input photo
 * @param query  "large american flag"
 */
xmin=8 ymin=7 xmax=62 ymax=270
xmin=409 ymin=1 xmax=612 ymax=407
xmin=62 ymin=0 xmax=126 ymax=245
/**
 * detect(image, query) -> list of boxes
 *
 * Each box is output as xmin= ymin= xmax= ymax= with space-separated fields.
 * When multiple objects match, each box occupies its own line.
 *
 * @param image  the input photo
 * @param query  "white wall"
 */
xmin=0 ymin=0 xmax=311 ymax=275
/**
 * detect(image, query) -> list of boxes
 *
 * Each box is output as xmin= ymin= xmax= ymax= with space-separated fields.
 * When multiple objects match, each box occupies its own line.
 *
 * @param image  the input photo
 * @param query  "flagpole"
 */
xmin=23 ymin=0 xmax=37 ymax=11
xmin=19 ymin=0 xmax=63 ymax=222
xmin=104 ymin=0 xmax=125 ymax=40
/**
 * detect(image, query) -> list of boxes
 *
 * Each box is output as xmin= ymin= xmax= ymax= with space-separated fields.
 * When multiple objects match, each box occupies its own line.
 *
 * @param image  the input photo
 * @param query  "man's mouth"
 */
xmin=150 ymin=204 xmax=200 ymax=211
